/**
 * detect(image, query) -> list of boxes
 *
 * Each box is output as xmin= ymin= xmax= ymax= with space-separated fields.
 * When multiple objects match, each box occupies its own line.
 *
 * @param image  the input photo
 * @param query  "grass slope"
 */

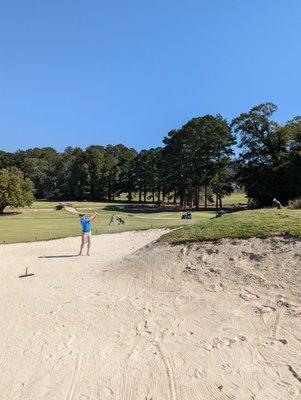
xmin=161 ymin=208 xmax=301 ymax=244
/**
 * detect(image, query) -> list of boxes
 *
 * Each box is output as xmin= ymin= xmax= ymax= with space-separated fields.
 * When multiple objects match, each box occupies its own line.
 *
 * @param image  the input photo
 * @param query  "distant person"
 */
xmin=273 ymin=198 xmax=282 ymax=209
xmin=108 ymin=214 xmax=115 ymax=225
xmin=78 ymin=212 xmax=97 ymax=256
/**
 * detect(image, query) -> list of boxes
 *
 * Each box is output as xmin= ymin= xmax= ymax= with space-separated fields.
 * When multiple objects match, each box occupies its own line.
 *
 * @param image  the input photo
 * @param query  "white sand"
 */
xmin=0 ymin=231 xmax=300 ymax=399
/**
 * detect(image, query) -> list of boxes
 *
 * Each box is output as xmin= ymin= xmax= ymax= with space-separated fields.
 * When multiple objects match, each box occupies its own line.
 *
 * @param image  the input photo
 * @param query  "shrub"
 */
xmin=288 ymin=198 xmax=301 ymax=209
xmin=0 ymin=168 xmax=34 ymax=213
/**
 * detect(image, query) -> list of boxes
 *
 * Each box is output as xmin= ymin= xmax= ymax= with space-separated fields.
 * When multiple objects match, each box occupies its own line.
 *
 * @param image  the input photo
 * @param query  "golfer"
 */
xmin=79 ymin=212 xmax=97 ymax=256
xmin=108 ymin=214 xmax=115 ymax=225
xmin=273 ymin=198 xmax=282 ymax=209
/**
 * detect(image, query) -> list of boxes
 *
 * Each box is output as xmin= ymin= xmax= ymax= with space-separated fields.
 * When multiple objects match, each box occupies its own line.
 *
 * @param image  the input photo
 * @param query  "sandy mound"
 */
xmin=0 ymin=232 xmax=300 ymax=399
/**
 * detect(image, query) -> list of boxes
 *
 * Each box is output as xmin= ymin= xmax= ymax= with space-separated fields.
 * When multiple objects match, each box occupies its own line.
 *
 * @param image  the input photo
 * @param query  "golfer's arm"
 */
xmin=90 ymin=214 xmax=97 ymax=222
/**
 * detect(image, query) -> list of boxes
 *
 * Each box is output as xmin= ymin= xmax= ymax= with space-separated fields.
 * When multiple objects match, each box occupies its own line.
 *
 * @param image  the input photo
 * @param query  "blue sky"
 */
xmin=0 ymin=0 xmax=300 ymax=152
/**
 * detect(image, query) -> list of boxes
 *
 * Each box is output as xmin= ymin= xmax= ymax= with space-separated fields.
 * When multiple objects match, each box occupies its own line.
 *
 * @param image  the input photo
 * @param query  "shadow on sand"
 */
xmin=38 ymin=255 xmax=78 ymax=259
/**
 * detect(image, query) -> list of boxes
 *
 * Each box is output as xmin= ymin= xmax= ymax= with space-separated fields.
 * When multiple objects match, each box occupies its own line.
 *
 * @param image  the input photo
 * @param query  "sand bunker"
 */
xmin=0 ymin=231 xmax=300 ymax=399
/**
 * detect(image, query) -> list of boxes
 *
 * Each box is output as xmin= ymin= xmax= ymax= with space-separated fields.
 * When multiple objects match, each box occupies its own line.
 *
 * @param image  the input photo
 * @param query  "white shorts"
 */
xmin=81 ymin=232 xmax=91 ymax=244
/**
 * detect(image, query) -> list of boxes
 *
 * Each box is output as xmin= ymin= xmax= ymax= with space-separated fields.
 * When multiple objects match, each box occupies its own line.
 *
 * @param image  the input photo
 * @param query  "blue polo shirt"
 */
xmin=80 ymin=217 xmax=91 ymax=233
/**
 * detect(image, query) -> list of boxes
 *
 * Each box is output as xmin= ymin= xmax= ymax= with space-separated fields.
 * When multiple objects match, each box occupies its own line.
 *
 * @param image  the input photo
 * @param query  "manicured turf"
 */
xmin=161 ymin=208 xmax=301 ymax=244
xmin=0 ymin=202 xmax=213 ymax=244
xmin=0 ymin=192 xmax=247 ymax=244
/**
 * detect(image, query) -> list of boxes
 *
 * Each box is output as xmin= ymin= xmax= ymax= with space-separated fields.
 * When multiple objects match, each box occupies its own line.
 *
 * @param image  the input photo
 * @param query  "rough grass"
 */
xmin=0 ymin=202 xmax=212 ymax=244
xmin=160 ymin=208 xmax=301 ymax=244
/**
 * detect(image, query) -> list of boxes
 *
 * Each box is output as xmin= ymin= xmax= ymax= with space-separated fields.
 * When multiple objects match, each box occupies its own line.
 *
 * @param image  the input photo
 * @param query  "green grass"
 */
xmin=161 ymin=208 xmax=301 ymax=244
xmin=0 ymin=201 xmax=213 ymax=244
xmin=22 ymin=200 xmax=108 ymax=210
xmin=26 ymin=191 xmax=246 ymax=209
xmin=223 ymin=191 xmax=247 ymax=205
xmin=0 ymin=193 xmax=248 ymax=244
xmin=3 ymin=198 xmax=298 ymax=245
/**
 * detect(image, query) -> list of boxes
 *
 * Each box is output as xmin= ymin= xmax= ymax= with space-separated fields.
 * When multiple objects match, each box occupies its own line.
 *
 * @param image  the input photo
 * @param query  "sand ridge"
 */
xmin=0 ymin=231 xmax=300 ymax=399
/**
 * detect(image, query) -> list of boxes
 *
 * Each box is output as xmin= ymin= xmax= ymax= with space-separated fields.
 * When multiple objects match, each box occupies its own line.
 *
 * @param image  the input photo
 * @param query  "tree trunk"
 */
xmin=108 ymin=176 xmax=112 ymax=201
xmin=180 ymin=193 xmax=184 ymax=207
xmin=111 ymin=180 xmax=115 ymax=202
xmin=204 ymin=183 xmax=208 ymax=209
xmin=128 ymin=170 xmax=132 ymax=202
xmin=80 ymin=179 xmax=84 ymax=199
xmin=195 ymin=186 xmax=200 ymax=209
xmin=157 ymin=187 xmax=161 ymax=202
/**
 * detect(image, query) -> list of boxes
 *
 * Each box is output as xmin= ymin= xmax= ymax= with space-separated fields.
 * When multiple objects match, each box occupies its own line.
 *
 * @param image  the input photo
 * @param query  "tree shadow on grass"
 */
xmin=0 ymin=211 xmax=22 ymax=217
xmin=104 ymin=204 xmax=163 ymax=214
xmin=104 ymin=204 xmax=219 ymax=214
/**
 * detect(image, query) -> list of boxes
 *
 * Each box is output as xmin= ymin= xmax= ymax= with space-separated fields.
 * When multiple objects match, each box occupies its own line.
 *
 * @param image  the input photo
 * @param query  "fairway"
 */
xmin=0 ymin=201 xmax=213 ymax=244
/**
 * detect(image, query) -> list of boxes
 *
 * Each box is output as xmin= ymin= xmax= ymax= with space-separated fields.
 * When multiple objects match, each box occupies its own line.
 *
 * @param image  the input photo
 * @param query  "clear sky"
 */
xmin=0 ymin=0 xmax=300 ymax=152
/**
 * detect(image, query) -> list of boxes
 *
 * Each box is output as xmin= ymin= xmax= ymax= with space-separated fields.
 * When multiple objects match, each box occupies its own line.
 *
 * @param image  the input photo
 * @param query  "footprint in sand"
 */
xmin=255 ymin=305 xmax=276 ymax=314
xmin=239 ymin=289 xmax=259 ymax=301
xmin=221 ymin=363 xmax=232 ymax=373
xmin=100 ymin=387 xmax=114 ymax=398
xmin=212 ymin=335 xmax=247 ymax=349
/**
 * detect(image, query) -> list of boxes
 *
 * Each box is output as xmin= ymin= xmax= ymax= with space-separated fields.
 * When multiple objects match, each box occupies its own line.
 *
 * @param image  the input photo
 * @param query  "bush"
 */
xmin=288 ymin=198 xmax=301 ymax=209
xmin=0 ymin=167 xmax=34 ymax=213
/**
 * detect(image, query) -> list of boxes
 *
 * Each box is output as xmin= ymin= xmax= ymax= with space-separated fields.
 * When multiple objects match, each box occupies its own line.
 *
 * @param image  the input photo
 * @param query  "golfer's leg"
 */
xmin=79 ymin=234 xmax=84 ymax=255
xmin=87 ymin=234 xmax=91 ymax=255
xmin=79 ymin=244 xmax=84 ymax=255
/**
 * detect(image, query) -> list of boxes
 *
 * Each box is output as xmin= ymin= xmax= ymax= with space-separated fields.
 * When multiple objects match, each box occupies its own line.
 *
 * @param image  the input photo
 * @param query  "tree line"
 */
xmin=0 ymin=102 xmax=300 ymax=212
